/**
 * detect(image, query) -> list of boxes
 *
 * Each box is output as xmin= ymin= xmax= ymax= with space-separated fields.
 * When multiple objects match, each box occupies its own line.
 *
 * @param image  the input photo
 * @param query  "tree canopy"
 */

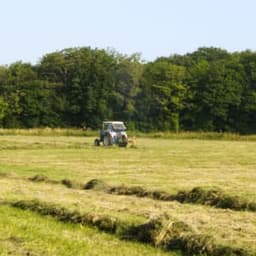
xmin=0 ymin=47 xmax=256 ymax=133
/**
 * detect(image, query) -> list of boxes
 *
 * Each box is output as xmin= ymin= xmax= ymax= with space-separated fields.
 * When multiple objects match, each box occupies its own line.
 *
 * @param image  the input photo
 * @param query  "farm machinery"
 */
xmin=94 ymin=121 xmax=128 ymax=147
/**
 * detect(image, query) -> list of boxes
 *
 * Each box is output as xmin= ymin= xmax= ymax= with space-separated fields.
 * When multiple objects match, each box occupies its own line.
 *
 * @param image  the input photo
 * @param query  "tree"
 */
xmin=137 ymin=60 xmax=186 ymax=131
xmin=48 ymin=47 xmax=116 ymax=128
xmin=236 ymin=51 xmax=256 ymax=133
xmin=110 ymin=52 xmax=143 ymax=129
xmin=0 ymin=96 xmax=8 ymax=126
xmin=182 ymin=54 xmax=244 ymax=131
xmin=0 ymin=46 xmax=256 ymax=133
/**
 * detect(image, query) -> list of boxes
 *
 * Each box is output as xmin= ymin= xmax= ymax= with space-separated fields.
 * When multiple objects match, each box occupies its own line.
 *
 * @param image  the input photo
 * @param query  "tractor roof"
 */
xmin=103 ymin=121 xmax=126 ymax=130
xmin=103 ymin=121 xmax=124 ymax=124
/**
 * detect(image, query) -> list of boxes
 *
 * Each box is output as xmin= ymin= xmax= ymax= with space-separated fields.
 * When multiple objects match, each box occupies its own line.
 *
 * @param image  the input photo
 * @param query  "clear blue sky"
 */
xmin=1 ymin=0 xmax=256 ymax=65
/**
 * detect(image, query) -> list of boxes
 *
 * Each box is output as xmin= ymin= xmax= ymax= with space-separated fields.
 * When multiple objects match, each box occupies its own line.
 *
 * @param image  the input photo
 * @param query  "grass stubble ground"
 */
xmin=0 ymin=133 xmax=256 ymax=255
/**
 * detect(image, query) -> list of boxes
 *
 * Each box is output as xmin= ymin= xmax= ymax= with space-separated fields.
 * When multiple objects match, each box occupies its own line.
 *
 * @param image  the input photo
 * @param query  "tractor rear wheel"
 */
xmin=118 ymin=135 xmax=128 ymax=147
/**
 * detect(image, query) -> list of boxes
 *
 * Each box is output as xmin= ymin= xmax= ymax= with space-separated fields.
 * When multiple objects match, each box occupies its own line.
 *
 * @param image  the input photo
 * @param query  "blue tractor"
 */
xmin=94 ymin=121 xmax=128 ymax=147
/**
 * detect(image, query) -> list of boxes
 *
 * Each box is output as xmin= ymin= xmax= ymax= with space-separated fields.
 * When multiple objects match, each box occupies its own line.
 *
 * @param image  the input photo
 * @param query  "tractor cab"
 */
xmin=95 ymin=121 xmax=128 ymax=147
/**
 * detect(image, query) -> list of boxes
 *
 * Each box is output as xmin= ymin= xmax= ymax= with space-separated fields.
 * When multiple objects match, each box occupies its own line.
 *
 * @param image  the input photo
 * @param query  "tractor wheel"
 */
xmin=118 ymin=135 xmax=128 ymax=147
xmin=94 ymin=139 xmax=100 ymax=146
xmin=103 ymin=133 xmax=113 ymax=146
xmin=118 ymin=142 xmax=127 ymax=147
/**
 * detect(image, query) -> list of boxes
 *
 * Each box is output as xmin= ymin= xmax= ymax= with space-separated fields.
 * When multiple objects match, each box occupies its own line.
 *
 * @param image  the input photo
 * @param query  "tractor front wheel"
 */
xmin=94 ymin=139 xmax=100 ymax=146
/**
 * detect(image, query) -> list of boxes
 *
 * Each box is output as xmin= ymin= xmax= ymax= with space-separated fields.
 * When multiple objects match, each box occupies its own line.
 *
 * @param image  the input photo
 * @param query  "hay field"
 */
xmin=0 ymin=135 xmax=256 ymax=255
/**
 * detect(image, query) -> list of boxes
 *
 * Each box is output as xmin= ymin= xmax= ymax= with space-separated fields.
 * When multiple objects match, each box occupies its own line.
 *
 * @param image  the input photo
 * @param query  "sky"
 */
xmin=1 ymin=0 xmax=256 ymax=65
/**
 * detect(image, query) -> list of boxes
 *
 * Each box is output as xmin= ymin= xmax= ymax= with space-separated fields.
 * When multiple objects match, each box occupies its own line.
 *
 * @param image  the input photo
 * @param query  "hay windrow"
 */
xmin=108 ymin=185 xmax=173 ymax=201
xmin=104 ymin=184 xmax=256 ymax=212
xmin=28 ymin=174 xmax=55 ymax=183
xmin=27 ymin=174 xmax=256 ymax=212
xmin=10 ymin=200 xmax=119 ymax=233
xmin=120 ymin=218 xmax=164 ymax=243
xmin=61 ymin=179 xmax=74 ymax=188
xmin=61 ymin=179 xmax=82 ymax=189
xmin=173 ymin=187 xmax=255 ymax=212
xmin=8 ymin=199 xmax=252 ymax=256
xmin=0 ymin=172 xmax=8 ymax=178
xmin=108 ymin=185 xmax=149 ymax=197
xmin=83 ymin=179 xmax=110 ymax=191
xmin=28 ymin=175 xmax=82 ymax=189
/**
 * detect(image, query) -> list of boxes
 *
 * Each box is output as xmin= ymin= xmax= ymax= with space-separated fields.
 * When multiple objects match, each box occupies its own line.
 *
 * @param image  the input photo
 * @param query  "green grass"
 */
xmin=0 ymin=135 xmax=255 ymax=199
xmin=0 ymin=128 xmax=97 ymax=137
xmin=0 ymin=134 xmax=256 ymax=255
xmin=0 ymin=205 xmax=176 ymax=256
xmin=1 ymin=128 xmax=256 ymax=140
xmin=1 ymin=177 xmax=256 ymax=253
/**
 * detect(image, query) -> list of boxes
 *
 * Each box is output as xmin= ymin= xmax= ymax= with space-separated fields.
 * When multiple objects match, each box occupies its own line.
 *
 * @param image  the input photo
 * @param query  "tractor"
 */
xmin=94 ymin=121 xmax=128 ymax=147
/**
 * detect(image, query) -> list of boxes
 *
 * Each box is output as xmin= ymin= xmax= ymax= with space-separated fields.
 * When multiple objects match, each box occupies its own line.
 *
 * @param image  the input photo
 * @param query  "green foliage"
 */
xmin=110 ymin=52 xmax=143 ymax=123
xmin=0 ymin=96 xmax=8 ymax=124
xmin=136 ymin=60 xmax=186 ymax=131
xmin=1 ymin=47 xmax=256 ymax=133
xmin=182 ymin=54 xmax=245 ymax=131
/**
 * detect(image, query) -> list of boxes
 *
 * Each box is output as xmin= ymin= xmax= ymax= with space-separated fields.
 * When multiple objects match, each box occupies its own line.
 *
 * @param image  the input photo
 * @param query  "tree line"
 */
xmin=0 ymin=47 xmax=255 ymax=133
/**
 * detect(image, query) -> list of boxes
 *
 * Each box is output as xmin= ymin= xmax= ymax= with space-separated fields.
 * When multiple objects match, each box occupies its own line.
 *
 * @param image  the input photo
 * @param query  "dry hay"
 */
xmin=109 ymin=185 xmax=148 ymax=197
xmin=156 ymin=221 xmax=248 ymax=256
xmin=174 ymin=187 xmax=256 ymax=212
xmin=28 ymin=175 xmax=81 ymax=189
xmin=120 ymin=218 xmax=163 ymax=243
xmin=61 ymin=179 xmax=82 ymax=189
xmin=28 ymin=174 xmax=51 ymax=183
xmin=105 ymin=183 xmax=256 ymax=212
xmin=10 ymin=200 xmax=118 ymax=233
xmin=8 ymin=199 xmax=251 ymax=256
xmin=83 ymin=179 xmax=110 ymax=191
xmin=0 ymin=172 xmax=9 ymax=179
xmin=27 ymin=174 xmax=256 ymax=212
xmin=156 ymin=221 xmax=214 ymax=255
xmin=128 ymin=137 xmax=138 ymax=148
xmin=61 ymin=179 xmax=73 ymax=188
xmin=108 ymin=185 xmax=172 ymax=201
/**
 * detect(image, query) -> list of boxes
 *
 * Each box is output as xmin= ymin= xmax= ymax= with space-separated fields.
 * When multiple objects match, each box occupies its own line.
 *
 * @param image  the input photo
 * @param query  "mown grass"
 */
xmin=0 ymin=176 xmax=256 ymax=254
xmin=5 ymin=199 xmax=250 ymax=256
xmin=0 ymin=128 xmax=97 ymax=137
xmin=133 ymin=131 xmax=256 ymax=141
xmin=0 ymin=205 xmax=176 ymax=256
xmin=0 ymin=133 xmax=256 ymax=255
xmin=1 ymin=128 xmax=256 ymax=140
xmin=0 ymin=135 xmax=255 ymax=200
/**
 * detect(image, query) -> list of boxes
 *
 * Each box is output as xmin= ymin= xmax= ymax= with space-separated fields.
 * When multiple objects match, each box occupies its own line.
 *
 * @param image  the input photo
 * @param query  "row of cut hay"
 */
xmin=28 ymin=175 xmax=82 ymax=189
xmin=174 ymin=187 xmax=256 ymax=211
xmin=84 ymin=179 xmax=256 ymax=212
xmin=28 ymin=174 xmax=58 ymax=184
xmin=7 ymin=199 xmax=250 ymax=256
xmin=27 ymin=175 xmax=256 ymax=212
